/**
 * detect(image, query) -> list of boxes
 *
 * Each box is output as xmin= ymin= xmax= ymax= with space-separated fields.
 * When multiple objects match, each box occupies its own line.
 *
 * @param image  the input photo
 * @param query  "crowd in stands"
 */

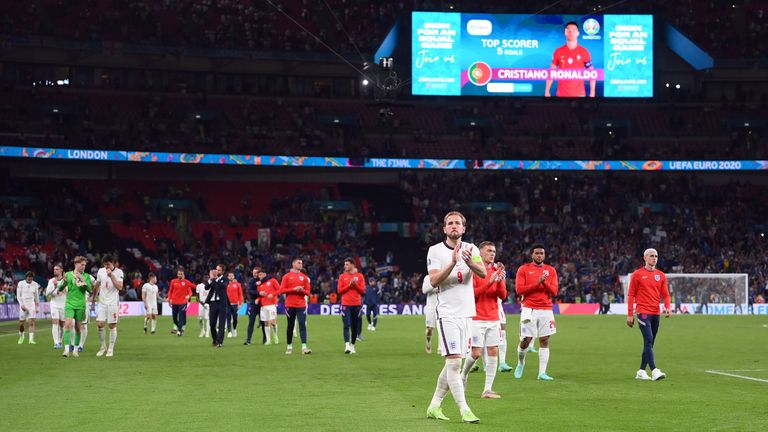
xmin=1 ymin=84 xmax=765 ymax=160
xmin=2 ymin=172 xmax=767 ymax=309
xmin=1 ymin=1 xmax=765 ymax=59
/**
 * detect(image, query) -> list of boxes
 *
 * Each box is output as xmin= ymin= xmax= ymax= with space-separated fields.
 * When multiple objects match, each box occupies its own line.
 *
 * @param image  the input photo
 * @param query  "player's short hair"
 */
xmin=148 ymin=272 xmax=156 ymax=279
xmin=531 ymin=244 xmax=546 ymax=253
xmin=253 ymin=266 xmax=262 ymax=272
xmin=291 ymin=257 xmax=302 ymax=264
xmin=644 ymin=248 xmax=658 ymax=257
xmin=565 ymin=21 xmax=578 ymax=29
xmin=344 ymin=257 xmax=355 ymax=265
xmin=54 ymin=262 xmax=63 ymax=269
xmin=25 ymin=271 xmax=34 ymax=278
xmin=101 ymin=255 xmax=114 ymax=265
xmin=478 ymin=241 xmax=495 ymax=250
xmin=74 ymin=256 xmax=87 ymax=264
xmin=216 ymin=263 xmax=226 ymax=271
xmin=443 ymin=211 xmax=466 ymax=226
xmin=177 ymin=266 xmax=185 ymax=273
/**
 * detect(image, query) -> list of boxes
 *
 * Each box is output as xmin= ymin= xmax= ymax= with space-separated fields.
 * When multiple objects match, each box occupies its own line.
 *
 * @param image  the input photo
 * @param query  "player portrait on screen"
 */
xmin=545 ymin=21 xmax=596 ymax=98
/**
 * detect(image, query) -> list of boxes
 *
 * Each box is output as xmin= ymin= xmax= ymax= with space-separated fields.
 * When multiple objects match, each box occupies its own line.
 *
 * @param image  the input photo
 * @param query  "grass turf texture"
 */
xmin=2 ymin=315 xmax=766 ymax=431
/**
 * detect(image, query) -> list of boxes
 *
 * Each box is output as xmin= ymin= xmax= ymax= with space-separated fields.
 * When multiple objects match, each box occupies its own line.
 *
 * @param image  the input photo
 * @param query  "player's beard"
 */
xmin=446 ymin=231 xmax=462 ymax=242
xmin=533 ymin=258 xmax=544 ymax=265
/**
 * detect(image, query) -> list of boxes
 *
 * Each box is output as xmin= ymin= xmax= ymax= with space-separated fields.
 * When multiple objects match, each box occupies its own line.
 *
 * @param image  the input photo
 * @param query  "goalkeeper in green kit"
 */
xmin=58 ymin=256 xmax=94 ymax=357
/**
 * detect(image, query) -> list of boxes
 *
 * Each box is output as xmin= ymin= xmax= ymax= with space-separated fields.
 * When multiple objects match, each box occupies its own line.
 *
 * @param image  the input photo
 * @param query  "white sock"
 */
xmin=109 ymin=328 xmax=117 ymax=350
xmin=52 ymin=325 xmax=59 ymax=344
xmin=265 ymin=328 xmax=272 ymax=344
xmin=517 ymin=345 xmax=528 ymax=365
xmin=80 ymin=324 xmax=88 ymax=347
xmin=445 ymin=358 xmax=470 ymax=413
xmin=499 ymin=330 xmax=507 ymax=364
xmin=429 ymin=364 xmax=450 ymax=408
xmin=484 ymin=356 xmax=498 ymax=392
xmin=99 ymin=327 xmax=106 ymax=348
xmin=461 ymin=356 xmax=477 ymax=379
xmin=539 ymin=347 xmax=550 ymax=375
xmin=151 ymin=319 xmax=157 ymax=332
xmin=30 ymin=332 xmax=35 ymax=342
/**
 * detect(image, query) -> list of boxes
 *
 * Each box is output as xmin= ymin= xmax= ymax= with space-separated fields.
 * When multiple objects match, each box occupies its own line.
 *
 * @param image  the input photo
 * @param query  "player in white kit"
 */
xmin=196 ymin=280 xmax=210 ymax=338
xmin=422 ymin=275 xmax=438 ymax=354
xmin=45 ymin=264 xmax=66 ymax=348
xmin=17 ymin=271 xmax=40 ymax=345
xmin=94 ymin=256 xmax=124 ymax=357
xmin=425 ymin=211 xmax=486 ymax=424
xmin=142 ymin=272 xmax=159 ymax=334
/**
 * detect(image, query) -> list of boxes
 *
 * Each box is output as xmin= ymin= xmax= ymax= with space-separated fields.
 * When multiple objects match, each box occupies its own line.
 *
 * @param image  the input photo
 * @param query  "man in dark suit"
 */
xmin=205 ymin=264 xmax=229 ymax=347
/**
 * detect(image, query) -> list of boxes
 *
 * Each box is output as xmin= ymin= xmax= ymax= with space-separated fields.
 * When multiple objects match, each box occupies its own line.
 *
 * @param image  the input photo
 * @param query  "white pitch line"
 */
xmin=705 ymin=370 xmax=768 ymax=383
xmin=715 ymin=369 xmax=768 ymax=372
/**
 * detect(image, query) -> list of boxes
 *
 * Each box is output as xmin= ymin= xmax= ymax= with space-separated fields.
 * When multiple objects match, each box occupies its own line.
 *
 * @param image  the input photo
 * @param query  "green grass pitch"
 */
xmin=2 ymin=314 xmax=767 ymax=431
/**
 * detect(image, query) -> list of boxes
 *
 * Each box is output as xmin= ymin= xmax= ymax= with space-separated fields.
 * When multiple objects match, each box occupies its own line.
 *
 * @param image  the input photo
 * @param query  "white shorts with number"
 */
xmin=51 ymin=304 xmax=65 ymax=321
xmin=519 ymin=307 xmax=556 ymax=338
xmin=146 ymin=304 xmax=158 ymax=315
xmin=470 ymin=320 xmax=502 ymax=348
xmin=96 ymin=303 xmax=119 ymax=324
xmin=199 ymin=304 xmax=209 ymax=320
xmin=437 ymin=317 xmax=471 ymax=357
xmin=260 ymin=305 xmax=277 ymax=321
xmin=425 ymin=306 xmax=437 ymax=328
xmin=19 ymin=302 xmax=37 ymax=320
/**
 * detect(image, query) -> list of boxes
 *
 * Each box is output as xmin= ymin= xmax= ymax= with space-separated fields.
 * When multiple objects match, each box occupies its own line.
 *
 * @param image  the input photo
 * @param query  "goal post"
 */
xmin=620 ymin=273 xmax=749 ymax=315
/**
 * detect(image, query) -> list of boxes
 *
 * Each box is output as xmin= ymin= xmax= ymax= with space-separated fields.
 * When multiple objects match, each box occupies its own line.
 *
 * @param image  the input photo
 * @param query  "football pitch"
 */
xmin=2 ymin=314 xmax=767 ymax=431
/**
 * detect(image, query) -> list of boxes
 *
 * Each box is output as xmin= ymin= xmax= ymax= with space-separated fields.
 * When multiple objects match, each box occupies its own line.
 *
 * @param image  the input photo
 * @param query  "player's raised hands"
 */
xmin=461 ymin=247 xmax=473 ymax=264
xmin=452 ymin=241 xmax=462 ymax=264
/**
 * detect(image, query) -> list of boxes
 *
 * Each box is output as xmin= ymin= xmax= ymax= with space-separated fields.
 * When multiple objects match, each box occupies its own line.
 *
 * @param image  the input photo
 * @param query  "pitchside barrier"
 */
xmin=3 ymin=299 xmax=766 ymax=321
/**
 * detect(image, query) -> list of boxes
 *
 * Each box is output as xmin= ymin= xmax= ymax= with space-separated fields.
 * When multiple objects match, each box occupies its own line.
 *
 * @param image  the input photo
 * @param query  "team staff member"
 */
xmin=244 ymin=267 xmax=264 ymax=345
xmin=338 ymin=258 xmax=365 ymax=354
xmin=204 ymin=264 xmax=229 ymax=347
xmin=226 ymin=272 xmax=243 ymax=338
xmin=627 ymin=248 xmax=671 ymax=381
xmin=168 ymin=267 xmax=194 ymax=336
xmin=280 ymin=258 xmax=312 ymax=355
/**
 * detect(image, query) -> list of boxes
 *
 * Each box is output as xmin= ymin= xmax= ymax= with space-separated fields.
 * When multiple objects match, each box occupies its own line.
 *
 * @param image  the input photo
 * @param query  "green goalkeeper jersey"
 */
xmin=58 ymin=271 xmax=94 ymax=309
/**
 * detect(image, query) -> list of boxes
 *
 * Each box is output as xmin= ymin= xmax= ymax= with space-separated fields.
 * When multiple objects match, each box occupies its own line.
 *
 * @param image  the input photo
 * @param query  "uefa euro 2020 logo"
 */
xmin=583 ymin=18 xmax=600 ymax=35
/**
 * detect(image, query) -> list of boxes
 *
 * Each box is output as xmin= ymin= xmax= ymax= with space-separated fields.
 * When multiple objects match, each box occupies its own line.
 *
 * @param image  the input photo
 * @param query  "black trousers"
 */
xmin=286 ymin=307 xmax=307 ymax=344
xmin=342 ymin=305 xmax=362 ymax=343
xmin=172 ymin=304 xmax=187 ymax=329
xmin=209 ymin=303 xmax=227 ymax=345
xmin=246 ymin=302 xmax=266 ymax=343
xmin=227 ymin=304 xmax=239 ymax=331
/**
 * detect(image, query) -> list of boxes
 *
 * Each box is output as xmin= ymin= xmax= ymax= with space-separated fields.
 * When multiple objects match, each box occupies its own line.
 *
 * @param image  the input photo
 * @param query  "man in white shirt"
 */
xmin=45 ymin=264 xmax=67 ymax=348
xmin=196 ymin=280 xmax=210 ymax=338
xmin=93 ymin=256 xmax=124 ymax=357
xmin=425 ymin=211 xmax=486 ymax=424
xmin=422 ymin=275 xmax=438 ymax=354
xmin=142 ymin=272 xmax=159 ymax=334
xmin=17 ymin=271 xmax=40 ymax=345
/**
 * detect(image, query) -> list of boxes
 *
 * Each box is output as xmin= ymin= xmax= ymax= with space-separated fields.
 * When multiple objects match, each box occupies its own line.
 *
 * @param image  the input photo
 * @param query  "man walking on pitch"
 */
xmin=425 ymin=211 xmax=485 ymax=423
xmin=196 ymin=279 xmax=210 ymax=338
xmin=280 ymin=258 xmax=312 ymax=354
xmin=57 ymin=256 xmax=94 ymax=357
xmin=514 ymin=244 xmax=558 ymax=380
xmin=338 ymin=258 xmax=365 ymax=354
xmin=462 ymin=241 xmax=507 ymax=398
xmin=364 ymin=277 xmax=380 ymax=332
xmin=253 ymin=267 xmax=280 ymax=345
xmin=422 ymin=275 xmax=437 ymax=354
xmin=168 ymin=267 xmax=194 ymax=336
xmin=627 ymin=248 xmax=671 ymax=381
xmin=226 ymin=271 xmax=243 ymax=338
xmin=204 ymin=264 xmax=229 ymax=347
xmin=17 ymin=271 xmax=40 ymax=345
xmin=142 ymin=272 xmax=159 ymax=334
xmin=45 ymin=264 xmax=66 ymax=348
xmin=244 ymin=267 xmax=264 ymax=345
xmin=94 ymin=255 xmax=124 ymax=357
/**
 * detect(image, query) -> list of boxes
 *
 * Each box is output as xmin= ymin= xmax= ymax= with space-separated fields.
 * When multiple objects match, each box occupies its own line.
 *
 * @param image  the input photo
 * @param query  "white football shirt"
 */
xmin=96 ymin=267 xmax=124 ymax=306
xmin=196 ymin=283 xmax=209 ymax=303
xmin=426 ymin=241 xmax=480 ymax=319
xmin=46 ymin=277 xmax=67 ymax=307
xmin=142 ymin=283 xmax=158 ymax=304
xmin=17 ymin=280 xmax=40 ymax=303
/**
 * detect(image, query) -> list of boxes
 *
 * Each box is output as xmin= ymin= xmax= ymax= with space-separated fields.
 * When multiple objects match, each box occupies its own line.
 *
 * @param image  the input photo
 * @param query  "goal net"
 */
xmin=620 ymin=273 xmax=749 ymax=315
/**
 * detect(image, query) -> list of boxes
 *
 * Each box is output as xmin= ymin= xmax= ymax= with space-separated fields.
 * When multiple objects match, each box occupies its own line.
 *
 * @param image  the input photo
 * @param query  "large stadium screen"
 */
xmin=411 ymin=12 xmax=653 ymax=97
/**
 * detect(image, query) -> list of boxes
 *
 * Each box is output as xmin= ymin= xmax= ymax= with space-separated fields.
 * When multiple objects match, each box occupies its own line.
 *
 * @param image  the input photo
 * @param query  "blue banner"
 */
xmin=2 ymin=146 xmax=767 ymax=171
xmin=603 ymin=15 xmax=653 ymax=97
